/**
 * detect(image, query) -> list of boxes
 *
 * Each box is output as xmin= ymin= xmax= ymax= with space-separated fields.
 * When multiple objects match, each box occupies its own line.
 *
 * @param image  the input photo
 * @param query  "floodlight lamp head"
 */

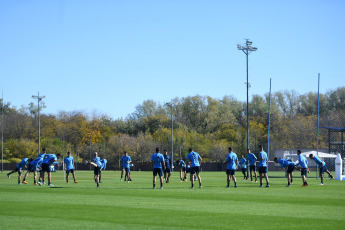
xmin=237 ymin=44 xmax=241 ymax=50
xmin=246 ymin=40 xmax=252 ymax=45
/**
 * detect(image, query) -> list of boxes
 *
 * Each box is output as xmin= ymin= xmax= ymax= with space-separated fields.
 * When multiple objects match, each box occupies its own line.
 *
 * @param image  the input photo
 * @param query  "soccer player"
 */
xmin=176 ymin=160 xmax=187 ymax=182
xmin=186 ymin=148 xmax=202 ymax=189
xmin=7 ymin=157 xmax=30 ymax=184
xmin=309 ymin=153 xmax=334 ymax=185
xmin=64 ymin=152 xmax=78 ymax=184
xmin=226 ymin=147 xmax=238 ymax=188
xmin=163 ymin=150 xmax=172 ymax=183
xmin=258 ymin=145 xmax=269 ymax=187
xmin=120 ymin=152 xmax=132 ymax=182
xmin=274 ymin=157 xmax=296 ymax=187
xmin=22 ymin=156 xmax=44 ymax=185
xmin=240 ymin=154 xmax=248 ymax=180
xmin=90 ymin=152 xmax=102 ymax=188
xmin=39 ymin=148 xmax=47 ymax=159
xmin=99 ymin=158 xmax=107 ymax=183
xmin=151 ymin=147 xmax=165 ymax=189
xmin=247 ymin=149 xmax=257 ymax=182
xmin=296 ymin=150 xmax=309 ymax=187
xmin=38 ymin=153 xmax=60 ymax=186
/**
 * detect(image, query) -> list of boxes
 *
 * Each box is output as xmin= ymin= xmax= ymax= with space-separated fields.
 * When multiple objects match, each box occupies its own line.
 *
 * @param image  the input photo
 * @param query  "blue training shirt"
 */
xmin=151 ymin=153 xmax=164 ymax=169
xmin=186 ymin=152 xmax=201 ymax=167
xmin=92 ymin=156 xmax=102 ymax=167
xmin=313 ymin=155 xmax=325 ymax=167
xmin=64 ymin=156 xmax=74 ymax=170
xmin=17 ymin=158 xmax=29 ymax=169
xmin=240 ymin=158 xmax=247 ymax=168
xmin=226 ymin=152 xmax=238 ymax=170
xmin=42 ymin=154 xmax=57 ymax=166
xmin=247 ymin=153 xmax=257 ymax=166
xmin=101 ymin=159 xmax=107 ymax=170
xmin=164 ymin=154 xmax=172 ymax=169
xmin=30 ymin=157 xmax=43 ymax=169
xmin=121 ymin=155 xmax=131 ymax=168
xmin=179 ymin=160 xmax=186 ymax=168
xmin=297 ymin=154 xmax=308 ymax=168
xmin=259 ymin=151 xmax=268 ymax=167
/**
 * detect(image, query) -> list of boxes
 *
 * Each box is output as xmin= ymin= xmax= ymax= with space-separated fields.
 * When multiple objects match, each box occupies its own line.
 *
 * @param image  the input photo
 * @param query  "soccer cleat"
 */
xmin=199 ymin=185 xmax=202 ymax=189
xmin=184 ymin=179 xmax=187 ymax=182
xmin=243 ymin=178 xmax=246 ymax=180
xmin=120 ymin=179 xmax=123 ymax=181
xmin=226 ymin=185 xmax=230 ymax=188
xmin=18 ymin=183 xmax=22 ymax=185
xmin=266 ymin=184 xmax=270 ymax=187
xmin=22 ymin=181 xmax=28 ymax=184
xmin=153 ymin=187 xmax=155 ymax=189
xmin=160 ymin=187 xmax=163 ymax=189
xmin=66 ymin=182 xmax=69 ymax=184
xmin=286 ymin=185 xmax=291 ymax=187
xmin=74 ymin=181 xmax=78 ymax=183
xmin=255 ymin=181 xmax=258 ymax=183
xmin=7 ymin=173 xmax=10 ymax=178
xmin=99 ymin=181 xmax=102 ymax=183
xmin=318 ymin=183 xmax=324 ymax=186
xmin=48 ymin=184 xmax=54 ymax=187
xmin=234 ymin=185 xmax=238 ymax=188
xmin=329 ymin=176 xmax=334 ymax=180
xmin=34 ymin=183 xmax=38 ymax=185
xmin=37 ymin=182 xmax=42 ymax=186
xmin=290 ymin=182 xmax=293 ymax=184
xmin=97 ymin=185 xmax=100 ymax=189
xmin=259 ymin=185 xmax=263 ymax=188
xmin=302 ymin=184 xmax=308 ymax=187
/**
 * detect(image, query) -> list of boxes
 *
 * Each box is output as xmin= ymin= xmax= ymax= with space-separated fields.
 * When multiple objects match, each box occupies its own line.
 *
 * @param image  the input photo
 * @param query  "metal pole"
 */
xmin=171 ymin=103 xmax=174 ymax=171
xmin=267 ymin=78 xmax=272 ymax=174
xmin=1 ymin=89 xmax=3 ymax=172
xmin=38 ymin=92 xmax=40 ymax=155
xmin=316 ymin=73 xmax=320 ymax=179
xmin=246 ymin=51 xmax=249 ymax=151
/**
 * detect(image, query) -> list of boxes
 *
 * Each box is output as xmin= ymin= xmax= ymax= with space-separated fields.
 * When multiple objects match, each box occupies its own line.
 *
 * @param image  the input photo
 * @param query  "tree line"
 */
xmin=1 ymin=87 xmax=344 ymax=165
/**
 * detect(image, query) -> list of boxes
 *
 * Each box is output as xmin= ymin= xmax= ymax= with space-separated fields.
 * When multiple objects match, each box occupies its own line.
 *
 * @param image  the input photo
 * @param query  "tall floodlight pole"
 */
xmin=165 ymin=102 xmax=174 ymax=171
xmin=237 ymin=39 xmax=258 ymax=151
xmin=32 ymin=92 xmax=45 ymax=156
xmin=1 ymin=89 xmax=4 ymax=172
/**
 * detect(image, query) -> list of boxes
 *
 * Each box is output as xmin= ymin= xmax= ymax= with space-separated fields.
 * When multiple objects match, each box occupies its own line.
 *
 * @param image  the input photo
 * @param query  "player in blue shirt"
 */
xmin=309 ymin=153 xmax=334 ymax=185
xmin=274 ymin=157 xmax=297 ymax=187
xmin=38 ymin=153 xmax=60 ymax=186
xmin=247 ymin=149 xmax=257 ymax=182
xmin=22 ymin=156 xmax=43 ymax=185
xmin=258 ymin=145 xmax=270 ymax=187
xmin=176 ymin=160 xmax=187 ymax=182
xmin=38 ymin=148 xmax=47 ymax=159
xmin=64 ymin=152 xmax=78 ymax=184
xmin=120 ymin=152 xmax=132 ymax=182
xmin=90 ymin=152 xmax=102 ymax=188
xmin=296 ymin=150 xmax=309 ymax=187
xmin=163 ymin=150 xmax=172 ymax=183
xmin=7 ymin=157 xmax=30 ymax=184
xmin=240 ymin=154 xmax=248 ymax=180
xmin=151 ymin=147 xmax=165 ymax=189
xmin=226 ymin=147 xmax=238 ymax=188
xmin=186 ymin=148 xmax=202 ymax=189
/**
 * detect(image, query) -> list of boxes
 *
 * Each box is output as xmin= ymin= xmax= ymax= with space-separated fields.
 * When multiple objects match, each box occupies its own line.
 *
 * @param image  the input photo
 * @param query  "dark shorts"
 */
xmin=191 ymin=166 xmax=200 ymax=174
xmin=180 ymin=167 xmax=186 ymax=171
xmin=320 ymin=165 xmax=327 ymax=174
xmin=250 ymin=165 xmax=256 ymax=171
xmin=28 ymin=164 xmax=37 ymax=172
xmin=164 ymin=168 xmax=171 ymax=173
xmin=66 ymin=169 xmax=75 ymax=174
xmin=94 ymin=167 xmax=101 ymax=175
xmin=226 ymin=169 xmax=235 ymax=175
xmin=186 ymin=167 xmax=191 ymax=173
xmin=301 ymin=168 xmax=307 ymax=176
xmin=241 ymin=168 xmax=246 ymax=174
xmin=123 ymin=167 xmax=130 ymax=173
xmin=258 ymin=166 xmax=267 ymax=174
xmin=153 ymin=168 xmax=163 ymax=177
xmin=42 ymin=163 xmax=51 ymax=172
xmin=287 ymin=164 xmax=295 ymax=173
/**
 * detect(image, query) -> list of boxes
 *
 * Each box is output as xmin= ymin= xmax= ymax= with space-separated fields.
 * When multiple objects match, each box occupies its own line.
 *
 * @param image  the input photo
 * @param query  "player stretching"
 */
xmin=258 ymin=145 xmax=269 ymax=188
xmin=309 ymin=153 xmax=334 ymax=185
xmin=176 ymin=160 xmax=187 ymax=182
xmin=296 ymin=150 xmax=309 ymax=187
xmin=120 ymin=152 xmax=132 ymax=182
xmin=163 ymin=150 xmax=172 ymax=183
xmin=247 ymin=149 xmax=257 ymax=182
xmin=64 ymin=152 xmax=78 ymax=184
xmin=22 ymin=156 xmax=43 ymax=185
xmin=274 ymin=157 xmax=296 ymax=187
xmin=226 ymin=147 xmax=238 ymax=188
xmin=151 ymin=147 xmax=165 ymax=189
xmin=7 ymin=157 xmax=30 ymax=184
xmin=240 ymin=154 xmax=248 ymax=180
xmin=186 ymin=148 xmax=202 ymax=189
xmin=90 ymin=152 xmax=102 ymax=188
xmin=38 ymin=153 xmax=60 ymax=186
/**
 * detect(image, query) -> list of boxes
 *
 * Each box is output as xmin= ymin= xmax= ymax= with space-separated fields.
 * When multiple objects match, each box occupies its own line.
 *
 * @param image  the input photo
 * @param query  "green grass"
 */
xmin=1 ymin=170 xmax=345 ymax=230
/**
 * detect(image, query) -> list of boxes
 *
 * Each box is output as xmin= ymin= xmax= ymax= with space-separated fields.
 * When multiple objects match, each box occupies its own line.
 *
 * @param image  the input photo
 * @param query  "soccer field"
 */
xmin=1 ymin=171 xmax=345 ymax=230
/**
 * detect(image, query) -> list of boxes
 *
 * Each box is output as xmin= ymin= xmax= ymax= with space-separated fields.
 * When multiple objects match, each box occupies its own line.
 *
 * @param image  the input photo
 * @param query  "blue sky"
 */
xmin=1 ymin=0 xmax=344 ymax=119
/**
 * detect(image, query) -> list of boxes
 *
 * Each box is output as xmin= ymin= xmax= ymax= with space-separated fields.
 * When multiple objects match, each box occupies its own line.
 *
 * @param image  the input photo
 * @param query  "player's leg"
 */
xmin=121 ymin=168 xmax=124 ymax=181
xmin=72 ymin=171 xmax=77 ymax=183
xmin=22 ymin=170 xmax=30 ymax=184
xmin=197 ymin=172 xmax=202 ymax=188
xmin=184 ymin=169 xmax=187 ymax=181
xmin=17 ymin=169 xmax=23 ymax=184
xmin=264 ymin=172 xmax=269 ymax=187
xmin=232 ymin=173 xmax=237 ymax=187
xmin=66 ymin=171 xmax=69 ymax=183
xmin=249 ymin=167 xmax=253 ymax=181
xmin=320 ymin=171 xmax=324 ymax=185
xmin=159 ymin=171 xmax=164 ymax=189
xmin=153 ymin=169 xmax=157 ymax=189
xmin=254 ymin=169 xmax=258 ymax=182
xmin=179 ymin=168 xmax=182 ymax=181
xmin=190 ymin=171 xmax=194 ymax=188
xmin=259 ymin=168 xmax=263 ymax=187
xmin=33 ymin=171 xmax=38 ymax=185
xmin=287 ymin=172 xmax=291 ymax=186
xmin=48 ymin=172 xmax=52 ymax=186
xmin=227 ymin=172 xmax=230 ymax=187
xmin=7 ymin=169 xmax=17 ymax=177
